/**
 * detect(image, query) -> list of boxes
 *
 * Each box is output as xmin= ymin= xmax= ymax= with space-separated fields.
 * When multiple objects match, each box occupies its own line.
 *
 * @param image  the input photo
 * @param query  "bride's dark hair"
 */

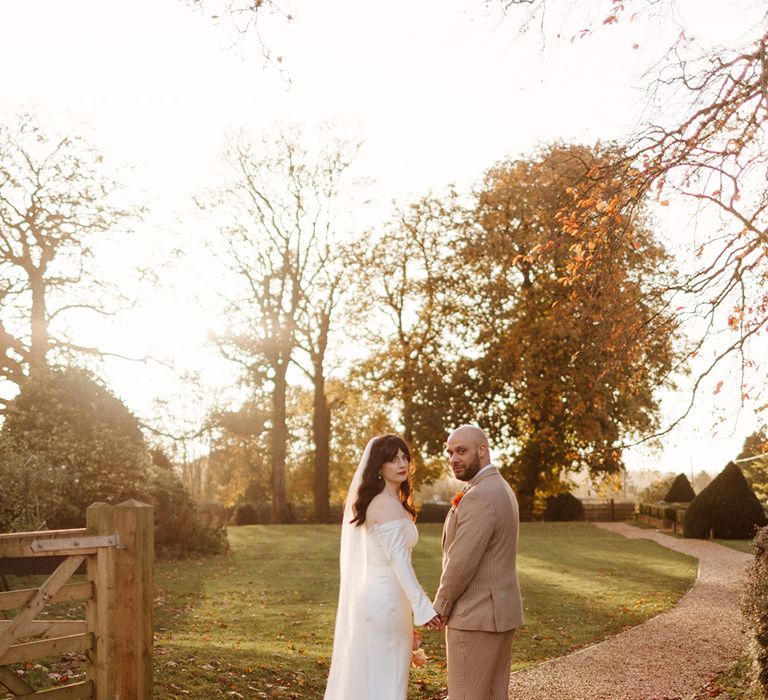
xmin=350 ymin=434 xmax=417 ymax=527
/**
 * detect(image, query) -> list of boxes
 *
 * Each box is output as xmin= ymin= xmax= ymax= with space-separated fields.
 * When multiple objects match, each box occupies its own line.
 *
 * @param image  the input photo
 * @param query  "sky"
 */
xmin=0 ymin=0 xmax=765 ymax=476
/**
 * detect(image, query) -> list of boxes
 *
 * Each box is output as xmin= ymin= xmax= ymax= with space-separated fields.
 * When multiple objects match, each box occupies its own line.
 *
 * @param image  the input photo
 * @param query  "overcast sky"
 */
xmin=0 ymin=0 xmax=764 ymax=475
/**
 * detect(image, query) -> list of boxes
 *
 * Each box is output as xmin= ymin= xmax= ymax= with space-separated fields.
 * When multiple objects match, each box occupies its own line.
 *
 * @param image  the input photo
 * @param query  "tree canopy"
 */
xmin=496 ymin=0 xmax=768 ymax=424
xmin=738 ymin=428 xmax=768 ymax=502
xmin=1 ymin=367 xmax=150 ymax=528
xmin=451 ymin=143 xmax=679 ymax=517
xmin=0 ymin=115 xmax=141 ymax=401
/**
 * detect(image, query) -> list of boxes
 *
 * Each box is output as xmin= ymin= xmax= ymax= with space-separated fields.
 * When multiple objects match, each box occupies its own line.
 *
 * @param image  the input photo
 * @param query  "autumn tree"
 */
xmin=498 ymin=1 xmax=768 ymax=421
xmin=456 ymin=143 xmax=680 ymax=518
xmin=738 ymin=427 xmax=768 ymax=502
xmin=203 ymin=127 xmax=358 ymax=522
xmin=291 ymin=236 xmax=359 ymax=521
xmin=0 ymin=114 xmax=140 ymax=402
xmin=184 ymin=0 xmax=293 ymax=70
xmin=206 ymin=399 xmax=270 ymax=507
xmin=351 ymin=196 xmax=464 ymax=487
xmin=638 ymin=474 xmax=676 ymax=505
xmin=286 ymin=378 xmax=393 ymax=512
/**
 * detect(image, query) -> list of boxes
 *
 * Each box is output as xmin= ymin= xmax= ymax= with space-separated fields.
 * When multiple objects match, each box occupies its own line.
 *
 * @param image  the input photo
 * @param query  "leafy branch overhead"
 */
xmin=497 ymin=0 xmax=768 ymax=418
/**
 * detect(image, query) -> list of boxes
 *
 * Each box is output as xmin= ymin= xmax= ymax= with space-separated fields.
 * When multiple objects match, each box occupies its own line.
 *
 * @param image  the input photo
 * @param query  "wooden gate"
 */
xmin=0 ymin=500 xmax=153 ymax=699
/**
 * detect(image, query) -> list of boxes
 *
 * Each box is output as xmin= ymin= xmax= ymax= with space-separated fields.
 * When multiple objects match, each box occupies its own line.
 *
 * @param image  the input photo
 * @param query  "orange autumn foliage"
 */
xmin=455 ymin=143 xmax=680 ymax=518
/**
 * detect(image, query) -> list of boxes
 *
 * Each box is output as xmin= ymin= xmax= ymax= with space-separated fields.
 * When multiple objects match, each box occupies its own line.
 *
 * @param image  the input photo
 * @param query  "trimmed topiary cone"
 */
xmin=663 ymin=473 xmax=696 ymax=503
xmin=683 ymin=462 xmax=767 ymax=539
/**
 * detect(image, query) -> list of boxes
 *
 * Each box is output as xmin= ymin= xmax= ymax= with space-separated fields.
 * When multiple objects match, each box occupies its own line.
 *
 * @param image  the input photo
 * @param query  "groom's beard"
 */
xmin=458 ymin=453 xmax=483 ymax=482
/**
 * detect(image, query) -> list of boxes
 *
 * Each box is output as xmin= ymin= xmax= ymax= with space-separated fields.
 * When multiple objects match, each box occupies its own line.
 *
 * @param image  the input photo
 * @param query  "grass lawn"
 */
xmin=690 ymin=658 xmax=760 ymax=699
xmin=150 ymin=522 xmax=697 ymax=699
xmin=716 ymin=539 xmax=754 ymax=554
xmin=625 ymin=520 xmax=756 ymax=555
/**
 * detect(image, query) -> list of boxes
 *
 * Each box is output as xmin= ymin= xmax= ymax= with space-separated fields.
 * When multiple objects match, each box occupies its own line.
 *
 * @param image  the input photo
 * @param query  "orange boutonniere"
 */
xmin=451 ymin=491 xmax=465 ymax=508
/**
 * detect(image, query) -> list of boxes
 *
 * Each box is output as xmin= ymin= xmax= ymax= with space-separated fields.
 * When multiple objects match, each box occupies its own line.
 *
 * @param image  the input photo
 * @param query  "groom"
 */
xmin=433 ymin=425 xmax=524 ymax=700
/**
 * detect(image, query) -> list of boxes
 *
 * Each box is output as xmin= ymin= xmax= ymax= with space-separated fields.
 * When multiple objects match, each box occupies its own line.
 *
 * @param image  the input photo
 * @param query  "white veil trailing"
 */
xmin=323 ymin=437 xmax=375 ymax=699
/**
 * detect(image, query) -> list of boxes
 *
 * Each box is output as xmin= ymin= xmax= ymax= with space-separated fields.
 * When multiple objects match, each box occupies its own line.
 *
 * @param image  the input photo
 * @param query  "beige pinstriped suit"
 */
xmin=434 ymin=466 xmax=523 ymax=699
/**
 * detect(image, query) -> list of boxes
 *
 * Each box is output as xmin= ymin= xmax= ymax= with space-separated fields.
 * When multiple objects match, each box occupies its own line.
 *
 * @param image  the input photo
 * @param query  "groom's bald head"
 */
xmin=446 ymin=425 xmax=491 ymax=481
xmin=449 ymin=425 xmax=490 ymax=450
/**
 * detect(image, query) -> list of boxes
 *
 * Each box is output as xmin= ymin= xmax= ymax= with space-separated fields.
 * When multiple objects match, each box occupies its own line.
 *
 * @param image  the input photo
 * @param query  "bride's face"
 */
xmin=379 ymin=448 xmax=410 ymax=486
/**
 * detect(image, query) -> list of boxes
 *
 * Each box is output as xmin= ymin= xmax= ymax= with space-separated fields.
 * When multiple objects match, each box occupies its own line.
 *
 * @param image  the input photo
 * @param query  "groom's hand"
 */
xmin=424 ymin=615 xmax=442 ymax=631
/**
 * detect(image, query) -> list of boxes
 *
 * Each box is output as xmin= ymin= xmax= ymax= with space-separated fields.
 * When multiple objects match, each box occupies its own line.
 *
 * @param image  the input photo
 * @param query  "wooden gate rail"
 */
xmin=0 ymin=531 xmax=90 ymax=559
xmin=0 ymin=500 xmax=153 ymax=699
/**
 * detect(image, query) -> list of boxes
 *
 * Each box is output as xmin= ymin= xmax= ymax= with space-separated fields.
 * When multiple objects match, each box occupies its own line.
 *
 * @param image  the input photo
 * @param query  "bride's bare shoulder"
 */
xmin=366 ymin=493 xmax=407 ymax=525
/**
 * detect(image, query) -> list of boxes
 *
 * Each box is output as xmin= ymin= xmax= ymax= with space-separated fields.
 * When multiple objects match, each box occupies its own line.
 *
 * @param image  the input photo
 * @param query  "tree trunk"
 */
xmin=401 ymin=359 xmax=416 ymax=447
xmin=401 ymin=362 xmax=428 ymax=485
xmin=270 ymin=361 xmax=289 ymax=524
xmin=514 ymin=442 xmax=543 ymax=522
xmin=28 ymin=270 xmax=49 ymax=377
xmin=312 ymin=366 xmax=331 ymax=523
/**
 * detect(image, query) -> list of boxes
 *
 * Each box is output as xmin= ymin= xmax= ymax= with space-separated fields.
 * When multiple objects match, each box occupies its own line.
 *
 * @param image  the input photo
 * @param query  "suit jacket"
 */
xmin=433 ymin=466 xmax=524 ymax=632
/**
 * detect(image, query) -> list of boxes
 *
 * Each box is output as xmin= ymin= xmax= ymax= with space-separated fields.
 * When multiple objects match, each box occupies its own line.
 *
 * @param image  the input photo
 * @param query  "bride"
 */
xmin=324 ymin=434 xmax=441 ymax=700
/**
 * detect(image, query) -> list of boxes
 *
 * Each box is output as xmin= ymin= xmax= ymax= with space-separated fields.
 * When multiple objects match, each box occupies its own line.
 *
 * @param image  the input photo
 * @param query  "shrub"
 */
xmin=683 ymin=462 xmax=768 ymax=539
xmin=328 ymin=503 xmax=344 ymax=523
xmin=233 ymin=503 xmax=258 ymax=525
xmin=639 ymin=501 xmax=686 ymax=524
xmin=741 ymin=525 xmax=768 ymax=696
xmin=0 ymin=440 xmax=66 ymax=532
xmin=640 ymin=503 xmax=666 ymax=519
xmin=664 ymin=504 xmax=688 ymax=521
xmin=543 ymin=493 xmax=586 ymax=521
xmin=663 ymin=474 xmax=696 ymax=503
xmin=417 ymin=502 xmax=451 ymax=523
xmin=146 ymin=451 xmax=229 ymax=558
xmin=1 ymin=368 xmax=150 ymax=528
xmin=197 ymin=502 xmax=233 ymax=528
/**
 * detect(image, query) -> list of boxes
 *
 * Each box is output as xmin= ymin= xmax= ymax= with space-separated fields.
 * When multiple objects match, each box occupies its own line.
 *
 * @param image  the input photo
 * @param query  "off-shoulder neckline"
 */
xmin=370 ymin=516 xmax=413 ymax=530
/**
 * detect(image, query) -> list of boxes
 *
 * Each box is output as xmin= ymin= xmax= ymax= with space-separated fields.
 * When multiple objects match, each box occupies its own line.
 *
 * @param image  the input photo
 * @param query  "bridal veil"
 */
xmin=323 ymin=437 xmax=374 ymax=699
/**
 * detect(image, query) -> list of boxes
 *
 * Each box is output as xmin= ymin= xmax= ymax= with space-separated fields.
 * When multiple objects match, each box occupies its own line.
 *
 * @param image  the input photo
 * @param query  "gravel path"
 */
xmin=507 ymin=522 xmax=752 ymax=700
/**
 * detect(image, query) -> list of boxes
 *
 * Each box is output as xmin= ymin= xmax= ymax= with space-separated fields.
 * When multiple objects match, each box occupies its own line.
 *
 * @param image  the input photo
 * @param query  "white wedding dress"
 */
xmin=324 ymin=441 xmax=436 ymax=700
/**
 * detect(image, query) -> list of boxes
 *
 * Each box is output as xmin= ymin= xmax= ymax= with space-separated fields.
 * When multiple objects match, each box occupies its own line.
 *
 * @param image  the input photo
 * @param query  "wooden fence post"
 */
xmin=86 ymin=502 xmax=116 ymax=700
xmin=114 ymin=499 xmax=154 ymax=699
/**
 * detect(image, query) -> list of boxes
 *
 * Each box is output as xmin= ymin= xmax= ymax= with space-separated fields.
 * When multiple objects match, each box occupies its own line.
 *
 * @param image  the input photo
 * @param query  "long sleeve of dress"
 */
xmin=373 ymin=520 xmax=437 ymax=625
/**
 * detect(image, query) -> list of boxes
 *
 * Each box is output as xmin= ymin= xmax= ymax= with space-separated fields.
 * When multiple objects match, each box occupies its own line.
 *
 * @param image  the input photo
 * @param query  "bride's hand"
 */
xmin=423 ymin=615 xmax=442 ymax=631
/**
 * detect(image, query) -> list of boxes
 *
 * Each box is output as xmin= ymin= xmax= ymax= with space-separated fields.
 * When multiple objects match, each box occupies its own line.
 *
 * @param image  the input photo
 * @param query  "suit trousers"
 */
xmin=445 ymin=627 xmax=516 ymax=700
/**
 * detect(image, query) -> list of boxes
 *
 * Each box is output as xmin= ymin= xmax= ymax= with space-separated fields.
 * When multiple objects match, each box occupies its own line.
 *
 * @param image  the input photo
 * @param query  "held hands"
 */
xmin=411 ymin=615 xmax=447 ymax=669
xmin=423 ymin=614 xmax=446 ymax=631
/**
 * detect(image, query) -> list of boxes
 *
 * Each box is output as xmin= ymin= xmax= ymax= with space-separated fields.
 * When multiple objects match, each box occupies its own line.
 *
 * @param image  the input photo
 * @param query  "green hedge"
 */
xmin=639 ymin=502 xmax=688 ymax=522
xmin=741 ymin=526 xmax=768 ymax=695
xmin=418 ymin=502 xmax=451 ymax=523
xmin=684 ymin=462 xmax=767 ymax=539
xmin=233 ymin=503 xmax=258 ymax=525
xmin=543 ymin=493 xmax=586 ymax=521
